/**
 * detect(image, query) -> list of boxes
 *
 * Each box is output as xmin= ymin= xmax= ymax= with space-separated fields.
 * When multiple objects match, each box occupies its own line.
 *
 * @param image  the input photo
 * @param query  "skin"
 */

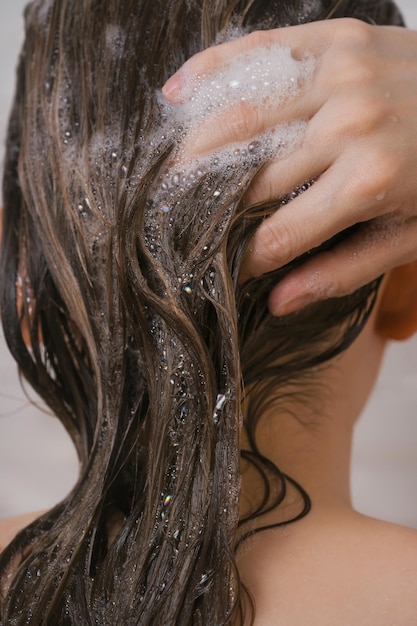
xmin=163 ymin=19 xmax=417 ymax=316
xmin=236 ymin=273 xmax=417 ymax=625
xmin=0 ymin=511 xmax=45 ymax=553
xmin=2 ymin=19 xmax=417 ymax=620
xmin=2 ymin=273 xmax=417 ymax=624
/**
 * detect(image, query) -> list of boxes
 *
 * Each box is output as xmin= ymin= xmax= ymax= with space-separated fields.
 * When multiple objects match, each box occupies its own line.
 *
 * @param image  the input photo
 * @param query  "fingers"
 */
xmin=240 ymin=149 xmax=385 ymax=280
xmin=241 ymin=86 xmax=417 ymax=281
xmin=241 ymin=95 xmax=345 ymax=206
xmin=242 ymin=79 xmax=402 ymax=206
xmin=164 ymin=18 xmax=404 ymax=166
xmin=172 ymin=34 xmax=322 ymax=158
xmin=165 ymin=18 xmax=394 ymax=162
xmin=267 ymin=215 xmax=417 ymax=316
xmin=162 ymin=21 xmax=335 ymax=103
xmin=163 ymin=19 xmax=395 ymax=104
xmin=179 ymin=96 xmax=316 ymax=157
xmin=162 ymin=19 xmax=417 ymax=310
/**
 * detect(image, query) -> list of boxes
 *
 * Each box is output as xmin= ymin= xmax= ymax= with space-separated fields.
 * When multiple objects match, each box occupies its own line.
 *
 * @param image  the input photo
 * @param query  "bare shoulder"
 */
xmin=357 ymin=513 xmax=417 ymax=567
xmin=0 ymin=511 xmax=45 ymax=552
xmin=238 ymin=511 xmax=417 ymax=626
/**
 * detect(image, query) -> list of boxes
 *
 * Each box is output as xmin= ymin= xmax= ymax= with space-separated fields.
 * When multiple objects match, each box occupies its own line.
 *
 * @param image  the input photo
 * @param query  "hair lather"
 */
xmin=0 ymin=0 xmax=403 ymax=624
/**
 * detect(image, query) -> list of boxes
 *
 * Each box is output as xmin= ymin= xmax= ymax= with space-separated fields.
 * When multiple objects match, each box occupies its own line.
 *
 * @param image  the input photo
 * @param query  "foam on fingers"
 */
xmin=156 ymin=42 xmax=315 ymax=197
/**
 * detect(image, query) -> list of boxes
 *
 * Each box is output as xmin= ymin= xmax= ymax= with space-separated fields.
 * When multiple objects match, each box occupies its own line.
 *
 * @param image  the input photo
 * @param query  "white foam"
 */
xmin=177 ymin=45 xmax=314 ymax=124
xmin=105 ymin=25 xmax=127 ymax=58
xmin=155 ymin=43 xmax=315 ymax=191
xmin=299 ymin=0 xmax=323 ymax=22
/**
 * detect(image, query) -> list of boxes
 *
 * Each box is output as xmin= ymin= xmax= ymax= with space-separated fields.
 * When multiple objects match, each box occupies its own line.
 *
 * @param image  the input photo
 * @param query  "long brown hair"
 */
xmin=0 ymin=0 xmax=403 ymax=624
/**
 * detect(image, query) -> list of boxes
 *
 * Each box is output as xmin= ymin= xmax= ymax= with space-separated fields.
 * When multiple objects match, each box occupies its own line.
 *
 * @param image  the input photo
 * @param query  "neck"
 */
xmin=240 ymin=316 xmax=386 ymax=523
xmin=254 ymin=399 xmax=354 ymax=511
xmin=240 ymin=369 xmax=360 ymax=522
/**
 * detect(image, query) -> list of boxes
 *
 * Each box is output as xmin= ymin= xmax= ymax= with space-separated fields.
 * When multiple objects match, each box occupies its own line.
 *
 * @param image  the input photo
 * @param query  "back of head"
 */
xmin=0 ymin=0 xmax=403 ymax=624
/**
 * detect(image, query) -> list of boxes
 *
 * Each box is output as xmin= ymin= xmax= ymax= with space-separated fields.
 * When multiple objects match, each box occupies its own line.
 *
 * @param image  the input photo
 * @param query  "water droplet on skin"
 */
xmin=248 ymin=140 xmax=261 ymax=153
xmin=375 ymin=192 xmax=386 ymax=201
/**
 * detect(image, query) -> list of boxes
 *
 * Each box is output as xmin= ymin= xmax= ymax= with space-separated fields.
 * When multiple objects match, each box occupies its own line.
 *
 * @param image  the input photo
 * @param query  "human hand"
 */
xmin=163 ymin=19 xmax=417 ymax=315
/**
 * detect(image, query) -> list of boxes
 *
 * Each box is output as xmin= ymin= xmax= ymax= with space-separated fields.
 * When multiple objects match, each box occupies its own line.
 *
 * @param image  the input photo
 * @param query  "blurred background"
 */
xmin=0 ymin=0 xmax=416 ymax=526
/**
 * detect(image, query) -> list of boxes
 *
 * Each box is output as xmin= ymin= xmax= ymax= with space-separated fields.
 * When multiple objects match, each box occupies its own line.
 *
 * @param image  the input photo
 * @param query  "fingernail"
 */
xmin=162 ymin=73 xmax=185 ymax=103
xmin=270 ymin=292 xmax=314 ymax=316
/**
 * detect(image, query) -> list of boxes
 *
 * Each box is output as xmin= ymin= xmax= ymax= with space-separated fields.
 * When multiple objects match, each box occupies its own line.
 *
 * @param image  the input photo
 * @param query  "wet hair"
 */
xmin=0 ymin=0 xmax=403 ymax=624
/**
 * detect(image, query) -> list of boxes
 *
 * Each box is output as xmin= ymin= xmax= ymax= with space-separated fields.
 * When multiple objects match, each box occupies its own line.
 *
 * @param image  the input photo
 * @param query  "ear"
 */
xmin=376 ymin=262 xmax=417 ymax=340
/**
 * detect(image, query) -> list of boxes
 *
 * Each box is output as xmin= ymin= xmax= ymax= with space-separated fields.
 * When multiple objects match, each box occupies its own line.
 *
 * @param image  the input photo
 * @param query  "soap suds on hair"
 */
xmin=177 ymin=44 xmax=314 ymax=118
xmin=155 ymin=43 xmax=315 ymax=192
xmin=139 ymin=42 xmax=316 ymax=289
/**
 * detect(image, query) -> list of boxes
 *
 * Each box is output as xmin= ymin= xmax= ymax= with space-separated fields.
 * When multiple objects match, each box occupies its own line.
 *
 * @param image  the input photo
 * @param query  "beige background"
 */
xmin=1 ymin=1 xmax=416 ymax=526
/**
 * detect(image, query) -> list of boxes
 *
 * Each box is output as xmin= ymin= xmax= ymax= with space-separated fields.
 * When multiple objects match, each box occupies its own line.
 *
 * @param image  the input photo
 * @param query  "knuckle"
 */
xmin=348 ymin=18 xmax=374 ymax=46
xmin=258 ymin=218 xmax=296 ymax=268
xmin=353 ymin=149 xmax=398 ymax=201
xmin=328 ymin=52 xmax=375 ymax=92
xmin=334 ymin=18 xmax=373 ymax=47
xmin=229 ymin=101 xmax=260 ymax=141
xmin=328 ymin=21 xmax=376 ymax=88
xmin=370 ymin=150 xmax=399 ymax=190
xmin=342 ymin=94 xmax=385 ymax=137
xmin=345 ymin=59 xmax=375 ymax=88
